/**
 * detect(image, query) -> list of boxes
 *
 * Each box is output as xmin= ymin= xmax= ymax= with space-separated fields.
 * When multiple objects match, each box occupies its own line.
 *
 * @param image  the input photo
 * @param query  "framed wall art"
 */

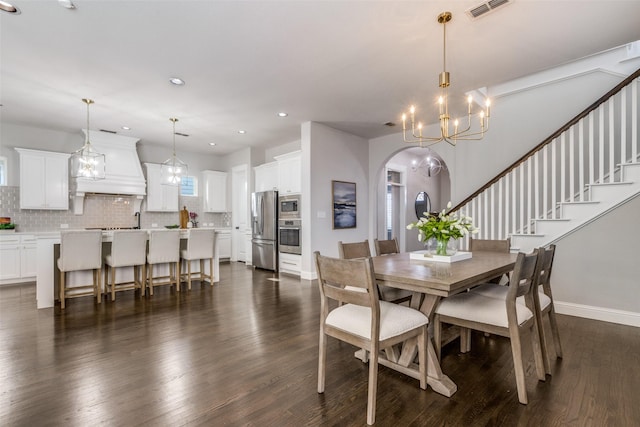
xmin=332 ymin=180 xmax=356 ymax=229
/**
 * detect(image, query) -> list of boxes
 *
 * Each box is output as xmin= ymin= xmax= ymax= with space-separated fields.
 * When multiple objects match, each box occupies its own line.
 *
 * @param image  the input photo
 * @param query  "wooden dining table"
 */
xmin=365 ymin=251 xmax=518 ymax=397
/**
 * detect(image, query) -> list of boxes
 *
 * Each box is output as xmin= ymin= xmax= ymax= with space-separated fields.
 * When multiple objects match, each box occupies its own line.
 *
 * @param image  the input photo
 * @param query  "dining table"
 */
xmin=364 ymin=250 xmax=518 ymax=397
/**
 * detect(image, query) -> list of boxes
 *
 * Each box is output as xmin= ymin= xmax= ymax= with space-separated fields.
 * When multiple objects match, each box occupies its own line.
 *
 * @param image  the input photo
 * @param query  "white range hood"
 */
xmin=70 ymin=130 xmax=146 ymax=214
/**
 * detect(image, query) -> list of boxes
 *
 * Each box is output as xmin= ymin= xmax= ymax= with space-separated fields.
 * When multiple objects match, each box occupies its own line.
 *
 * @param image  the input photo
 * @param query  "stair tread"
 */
xmin=588 ymin=181 xmax=634 ymax=187
xmin=535 ymin=218 xmax=571 ymax=222
xmin=559 ymin=200 xmax=600 ymax=205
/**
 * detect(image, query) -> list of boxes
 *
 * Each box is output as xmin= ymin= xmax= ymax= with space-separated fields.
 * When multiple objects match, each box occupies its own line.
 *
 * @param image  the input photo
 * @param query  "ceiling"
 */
xmin=2 ymin=1 xmax=640 ymax=155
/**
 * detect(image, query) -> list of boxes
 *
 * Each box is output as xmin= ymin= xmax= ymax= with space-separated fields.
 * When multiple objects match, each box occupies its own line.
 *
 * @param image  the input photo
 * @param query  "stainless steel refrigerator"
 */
xmin=251 ymin=190 xmax=278 ymax=271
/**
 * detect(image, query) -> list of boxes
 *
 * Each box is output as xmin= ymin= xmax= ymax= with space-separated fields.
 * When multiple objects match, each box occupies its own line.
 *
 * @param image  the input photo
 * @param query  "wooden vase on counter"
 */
xmin=180 ymin=206 xmax=189 ymax=229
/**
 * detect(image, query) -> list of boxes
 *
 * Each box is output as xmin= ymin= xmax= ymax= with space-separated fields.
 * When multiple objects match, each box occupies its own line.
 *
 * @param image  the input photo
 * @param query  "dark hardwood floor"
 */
xmin=1 ymin=262 xmax=639 ymax=426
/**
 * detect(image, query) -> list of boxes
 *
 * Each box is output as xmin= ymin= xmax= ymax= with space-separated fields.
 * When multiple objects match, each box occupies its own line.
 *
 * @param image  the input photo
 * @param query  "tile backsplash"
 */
xmin=0 ymin=186 xmax=231 ymax=232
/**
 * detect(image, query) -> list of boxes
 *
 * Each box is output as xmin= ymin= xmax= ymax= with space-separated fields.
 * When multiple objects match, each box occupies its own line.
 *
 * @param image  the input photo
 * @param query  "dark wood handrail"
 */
xmin=452 ymin=67 xmax=640 ymax=213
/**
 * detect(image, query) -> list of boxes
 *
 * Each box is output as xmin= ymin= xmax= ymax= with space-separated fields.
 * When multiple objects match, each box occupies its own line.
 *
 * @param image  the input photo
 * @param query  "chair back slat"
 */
xmin=338 ymin=240 xmax=371 ymax=259
xmin=507 ymin=249 xmax=541 ymax=302
xmin=470 ymin=238 xmax=511 ymax=253
xmin=374 ymin=238 xmax=399 ymax=256
xmin=537 ymin=245 xmax=556 ymax=296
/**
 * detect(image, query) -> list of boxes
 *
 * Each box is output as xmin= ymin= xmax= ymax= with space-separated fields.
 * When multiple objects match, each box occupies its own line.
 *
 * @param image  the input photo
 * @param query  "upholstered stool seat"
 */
xmin=57 ymin=230 xmax=103 ymax=309
xmin=104 ymin=230 xmax=148 ymax=301
xmin=180 ymin=229 xmax=215 ymax=290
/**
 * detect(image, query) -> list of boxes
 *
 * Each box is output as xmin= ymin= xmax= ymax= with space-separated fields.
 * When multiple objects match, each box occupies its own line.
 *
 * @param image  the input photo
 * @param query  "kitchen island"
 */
xmin=35 ymin=228 xmax=229 ymax=309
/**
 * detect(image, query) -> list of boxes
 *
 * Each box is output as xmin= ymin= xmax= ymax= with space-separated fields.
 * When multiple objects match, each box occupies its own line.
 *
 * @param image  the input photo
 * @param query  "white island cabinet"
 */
xmin=202 ymin=171 xmax=227 ymax=213
xmin=144 ymin=163 xmax=179 ymax=212
xmin=16 ymin=148 xmax=69 ymax=210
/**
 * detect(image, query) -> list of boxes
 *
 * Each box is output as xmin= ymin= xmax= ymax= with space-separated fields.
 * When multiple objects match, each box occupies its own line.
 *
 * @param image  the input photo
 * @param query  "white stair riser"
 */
xmin=510 ymin=235 xmax=547 ymax=253
xmin=534 ymin=220 xmax=572 ymax=236
xmin=622 ymin=164 xmax=640 ymax=182
xmin=589 ymin=183 xmax=638 ymax=203
xmin=560 ymin=203 xmax=601 ymax=220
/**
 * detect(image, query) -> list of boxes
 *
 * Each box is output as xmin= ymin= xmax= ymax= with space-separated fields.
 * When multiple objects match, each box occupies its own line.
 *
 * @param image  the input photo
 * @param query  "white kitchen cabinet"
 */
xmin=0 ymin=234 xmax=37 ymax=283
xmin=16 ymin=148 xmax=69 ymax=210
xmin=275 ymin=151 xmax=301 ymax=195
xmin=279 ymin=252 xmax=301 ymax=276
xmin=202 ymin=171 xmax=227 ymax=212
xmin=244 ymin=231 xmax=252 ymax=265
xmin=217 ymin=230 xmax=231 ymax=259
xmin=254 ymin=162 xmax=279 ymax=192
xmin=144 ymin=163 xmax=179 ymax=212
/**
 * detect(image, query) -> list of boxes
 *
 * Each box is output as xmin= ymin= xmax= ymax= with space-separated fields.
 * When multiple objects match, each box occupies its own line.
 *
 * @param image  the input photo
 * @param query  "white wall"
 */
xmin=301 ymin=122 xmax=369 ymax=278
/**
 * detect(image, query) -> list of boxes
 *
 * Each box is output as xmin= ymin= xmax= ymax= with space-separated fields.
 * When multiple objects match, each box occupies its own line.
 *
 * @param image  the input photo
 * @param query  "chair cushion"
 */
xmin=472 ymin=283 xmax=551 ymax=310
xmin=325 ymin=301 xmax=428 ymax=341
xmin=436 ymin=291 xmax=533 ymax=328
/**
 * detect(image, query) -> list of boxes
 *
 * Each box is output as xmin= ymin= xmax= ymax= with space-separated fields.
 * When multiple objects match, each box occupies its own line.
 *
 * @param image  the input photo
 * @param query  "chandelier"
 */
xmin=70 ymin=98 xmax=106 ymax=180
xmin=402 ymin=11 xmax=491 ymax=147
xmin=411 ymin=149 xmax=446 ymax=178
xmin=161 ymin=117 xmax=188 ymax=185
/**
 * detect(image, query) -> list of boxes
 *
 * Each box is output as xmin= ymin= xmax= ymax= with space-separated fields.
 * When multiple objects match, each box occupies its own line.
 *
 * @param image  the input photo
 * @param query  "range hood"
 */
xmin=70 ymin=130 xmax=146 ymax=215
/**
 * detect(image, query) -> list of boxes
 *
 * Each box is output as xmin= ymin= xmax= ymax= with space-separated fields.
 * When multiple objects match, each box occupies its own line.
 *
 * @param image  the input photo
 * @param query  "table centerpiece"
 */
xmin=407 ymin=201 xmax=478 ymax=257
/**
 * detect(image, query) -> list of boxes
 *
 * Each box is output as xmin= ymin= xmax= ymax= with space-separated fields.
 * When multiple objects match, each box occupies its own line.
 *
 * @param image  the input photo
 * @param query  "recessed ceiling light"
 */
xmin=121 ymin=126 xmax=131 ymax=130
xmin=58 ymin=0 xmax=76 ymax=9
xmin=169 ymin=77 xmax=185 ymax=86
xmin=238 ymin=130 xmax=246 ymax=134
xmin=0 ymin=1 xmax=21 ymax=14
xmin=208 ymin=142 xmax=216 ymax=146
xmin=277 ymin=112 xmax=288 ymax=117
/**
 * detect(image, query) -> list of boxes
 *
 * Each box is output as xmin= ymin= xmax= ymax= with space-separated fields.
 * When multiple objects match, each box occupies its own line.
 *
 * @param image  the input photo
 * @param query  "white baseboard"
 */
xmin=555 ymin=300 xmax=640 ymax=327
xmin=300 ymin=270 xmax=317 ymax=281
xmin=0 ymin=277 xmax=36 ymax=286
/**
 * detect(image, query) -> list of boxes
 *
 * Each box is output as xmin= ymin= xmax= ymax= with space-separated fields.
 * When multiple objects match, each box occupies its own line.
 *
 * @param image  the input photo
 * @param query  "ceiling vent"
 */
xmin=466 ymin=0 xmax=512 ymax=19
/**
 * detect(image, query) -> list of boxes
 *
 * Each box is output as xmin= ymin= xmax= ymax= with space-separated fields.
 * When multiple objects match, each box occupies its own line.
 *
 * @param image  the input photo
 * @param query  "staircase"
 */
xmin=453 ymin=68 xmax=640 ymax=252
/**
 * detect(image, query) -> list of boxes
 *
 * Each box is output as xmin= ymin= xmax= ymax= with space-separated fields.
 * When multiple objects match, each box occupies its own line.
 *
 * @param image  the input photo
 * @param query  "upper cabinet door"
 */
xmin=16 ymin=148 xmax=69 ymax=210
xmin=144 ymin=163 xmax=179 ymax=212
xmin=254 ymin=162 xmax=278 ymax=192
xmin=276 ymin=151 xmax=301 ymax=194
xmin=202 ymin=170 xmax=227 ymax=212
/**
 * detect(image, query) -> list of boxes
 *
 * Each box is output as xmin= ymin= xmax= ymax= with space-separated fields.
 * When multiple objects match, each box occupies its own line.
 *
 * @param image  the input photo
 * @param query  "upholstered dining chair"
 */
xmin=104 ymin=230 xmax=148 ymax=301
xmin=434 ymin=250 xmax=546 ymax=404
xmin=471 ymin=245 xmax=562 ymax=374
xmin=57 ymin=230 xmax=103 ymax=309
xmin=372 ymin=238 xmax=412 ymax=305
xmin=145 ymin=229 xmax=181 ymax=296
xmin=180 ymin=228 xmax=216 ymax=290
xmin=314 ymin=251 xmax=428 ymax=425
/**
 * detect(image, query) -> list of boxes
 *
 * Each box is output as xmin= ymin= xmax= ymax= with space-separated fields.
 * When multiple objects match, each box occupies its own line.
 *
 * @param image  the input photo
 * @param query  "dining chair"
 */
xmin=104 ymin=230 xmax=148 ymax=301
xmin=338 ymin=239 xmax=371 ymax=259
xmin=314 ymin=251 xmax=428 ymax=425
xmin=372 ymin=238 xmax=412 ymax=305
xmin=434 ymin=250 xmax=546 ymax=404
xmin=145 ymin=229 xmax=181 ymax=296
xmin=57 ymin=230 xmax=103 ymax=309
xmin=471 ymin=245 xmax=562 ymax=374
xmin=180 ymin=228 xmax=216 ymax=290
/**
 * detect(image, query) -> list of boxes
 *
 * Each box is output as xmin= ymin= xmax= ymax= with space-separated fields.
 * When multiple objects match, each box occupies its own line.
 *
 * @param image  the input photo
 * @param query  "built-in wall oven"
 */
xmin=279 ymin=219 xmax=301 ymax=255
xmin=279 ymin=194 xmax=301 ymax=219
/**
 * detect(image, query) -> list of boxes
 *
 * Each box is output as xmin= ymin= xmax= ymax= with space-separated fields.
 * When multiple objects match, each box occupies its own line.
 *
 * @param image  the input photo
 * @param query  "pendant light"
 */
xmin=70 ymin=98 xmax=106 ymax=180
xmin=161 ymin=117 xmax=188 ymax=185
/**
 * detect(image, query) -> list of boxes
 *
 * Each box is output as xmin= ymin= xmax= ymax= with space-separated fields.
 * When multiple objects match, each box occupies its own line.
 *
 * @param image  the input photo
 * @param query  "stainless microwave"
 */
xmin=279 ymin=194 xmax=300 ymax=219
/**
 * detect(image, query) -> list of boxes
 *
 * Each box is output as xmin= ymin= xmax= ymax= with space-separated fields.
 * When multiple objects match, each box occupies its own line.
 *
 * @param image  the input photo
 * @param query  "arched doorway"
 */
xmin=378 ymin=147 xmax=451 ymax=253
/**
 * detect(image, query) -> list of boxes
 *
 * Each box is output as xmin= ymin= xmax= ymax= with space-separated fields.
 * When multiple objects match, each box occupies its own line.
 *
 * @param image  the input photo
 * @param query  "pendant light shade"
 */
xmin=161 ymin=117 xmax=188 ymax=185
xmin=70 ymin=98 xmax=106 ymax=180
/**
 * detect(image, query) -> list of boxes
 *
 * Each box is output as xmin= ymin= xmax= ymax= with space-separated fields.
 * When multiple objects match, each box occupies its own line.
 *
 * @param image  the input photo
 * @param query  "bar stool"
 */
xmin=57 ymin=230 xmax=103 ymax=310
xmin=104 ymin=230 xmax=148 ymax=301
xmin=145 ymin=229 xmax=181 ymax=296
xmin=180 ymin=229 xmax=216 ymax=290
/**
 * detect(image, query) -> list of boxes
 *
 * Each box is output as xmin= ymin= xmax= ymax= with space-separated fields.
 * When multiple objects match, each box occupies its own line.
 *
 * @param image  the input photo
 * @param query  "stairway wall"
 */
xmin=547 ymin=195 xmax=640 ymax=326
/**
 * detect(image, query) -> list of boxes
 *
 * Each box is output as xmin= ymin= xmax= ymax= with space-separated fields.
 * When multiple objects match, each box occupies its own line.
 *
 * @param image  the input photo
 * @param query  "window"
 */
xmin=180 ymin=175 xmax=198 ymax=196
xmin=0 ymin=157 xmax=7 ymax=186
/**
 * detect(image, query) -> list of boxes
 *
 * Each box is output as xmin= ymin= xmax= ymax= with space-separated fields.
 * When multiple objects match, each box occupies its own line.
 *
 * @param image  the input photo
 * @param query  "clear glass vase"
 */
xmin=426 ymin=237 xmax=459 ymax=256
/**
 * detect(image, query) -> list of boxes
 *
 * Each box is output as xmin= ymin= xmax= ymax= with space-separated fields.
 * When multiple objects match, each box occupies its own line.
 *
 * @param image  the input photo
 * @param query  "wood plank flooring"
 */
xmin=1 ymin=262 xmax=639 ymax=426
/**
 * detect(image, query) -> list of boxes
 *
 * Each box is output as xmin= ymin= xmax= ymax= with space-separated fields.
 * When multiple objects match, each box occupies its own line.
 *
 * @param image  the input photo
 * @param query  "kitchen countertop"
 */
xmin=2 ymin=227 xmax=232 ymax=239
